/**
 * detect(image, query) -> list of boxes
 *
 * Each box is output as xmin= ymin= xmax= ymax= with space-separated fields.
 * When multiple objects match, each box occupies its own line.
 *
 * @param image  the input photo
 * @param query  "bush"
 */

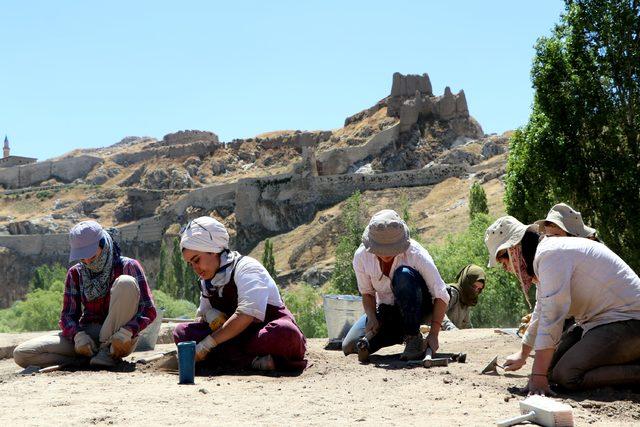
xmin=429 ymin=214 xmax=532 ymax=327
xmin=0 ymin=281 xmax=64 ymax=332
xmin=152 ymin=290 xmax=197 ymax=319
xmin=262 ymin=239 xmax=276 ymax=278
xmin=282 ymin=284 xmax=327 ymax=338
xmin=469 ymin=182 xmax=489 ymax=219
xmin=30 ymin=263 xmax=67 ymax=291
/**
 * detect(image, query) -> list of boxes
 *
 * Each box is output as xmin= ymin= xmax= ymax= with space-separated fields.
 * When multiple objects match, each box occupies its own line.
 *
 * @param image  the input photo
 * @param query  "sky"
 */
xmin=1 ymin=1 xmax=566 ymax=161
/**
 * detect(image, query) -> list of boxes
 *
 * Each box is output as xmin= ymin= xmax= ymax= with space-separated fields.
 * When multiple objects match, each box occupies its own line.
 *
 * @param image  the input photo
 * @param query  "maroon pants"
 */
xmin=173 ymin=305 xmax=307 ymax=371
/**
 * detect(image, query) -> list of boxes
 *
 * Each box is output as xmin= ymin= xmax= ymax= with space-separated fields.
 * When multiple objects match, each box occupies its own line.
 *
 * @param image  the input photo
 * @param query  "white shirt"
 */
xmin=523 ymin=237 xmax=640 ymax=350
xmin=197 ymin=253 xmax=283 ymax=322
xmin=352 ymin=239 xmax=450 ymax=306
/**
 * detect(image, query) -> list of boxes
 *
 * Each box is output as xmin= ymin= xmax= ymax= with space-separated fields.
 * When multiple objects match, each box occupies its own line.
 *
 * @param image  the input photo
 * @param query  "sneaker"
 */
xmin=356 ymin=337 xmax=370 ymax=364
xmin=90 ymin=347 xmax=118 ymax=369
xmin=251 ymin=355 xmax=276 ymax=371
xmin=400 ymin=335 xmax=426 ymax=361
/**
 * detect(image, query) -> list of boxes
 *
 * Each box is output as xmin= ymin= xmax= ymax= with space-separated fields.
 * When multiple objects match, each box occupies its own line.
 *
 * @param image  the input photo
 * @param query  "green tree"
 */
xmin=156 ymin=239 xmax=178 ymax=298
xmin=171 ymin=237 xmax=200 ymax=305
xmin=329 ymin=191 xmax=368 ymax=295
xmin=469 ymin=182 xmax=489 ymax=219
xmin=429 ymin=214 xmax=532 ymax=327
xmin=262 ymin=239 xmax=277 ymax=279
xmin=505 ymin=0 xmax=640 ymax=270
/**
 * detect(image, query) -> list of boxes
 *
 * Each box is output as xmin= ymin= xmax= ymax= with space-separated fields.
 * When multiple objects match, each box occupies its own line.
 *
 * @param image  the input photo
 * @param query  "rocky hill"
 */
xmin=0 ymin=72 xmax=510 ymax=307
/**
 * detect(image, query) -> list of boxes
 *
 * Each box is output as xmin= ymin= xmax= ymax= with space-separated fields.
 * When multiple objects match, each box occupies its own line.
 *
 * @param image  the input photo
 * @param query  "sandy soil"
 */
xmin=1 ymin=329 xmax=638 ymax=426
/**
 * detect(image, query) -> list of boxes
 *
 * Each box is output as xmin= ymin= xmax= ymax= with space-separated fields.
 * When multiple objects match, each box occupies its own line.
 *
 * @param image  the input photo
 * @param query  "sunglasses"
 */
xmin=180 ymin=219 xmax=213 ymax=241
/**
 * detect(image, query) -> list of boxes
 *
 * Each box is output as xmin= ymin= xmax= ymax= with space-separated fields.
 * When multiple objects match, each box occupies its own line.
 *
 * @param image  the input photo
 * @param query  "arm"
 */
xmin=123 ymin=260 xmax=157 ymax=336
xmin=362 ymin=293 xmax=379 ymax=335
xmin=59 ymin=268 xmax=82 ymax=339
xmin=426 ymin=298 xmax=447 ymax=352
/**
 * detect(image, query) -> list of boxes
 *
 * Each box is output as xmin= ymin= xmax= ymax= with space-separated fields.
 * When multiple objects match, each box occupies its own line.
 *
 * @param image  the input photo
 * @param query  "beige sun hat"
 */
xmin=484 ymin=216 xmax=537 ymax=268
xmin=362 ymin=209 xmax=411 ymax=257
xmin=534 ymin=203 xmax=596 ymax=238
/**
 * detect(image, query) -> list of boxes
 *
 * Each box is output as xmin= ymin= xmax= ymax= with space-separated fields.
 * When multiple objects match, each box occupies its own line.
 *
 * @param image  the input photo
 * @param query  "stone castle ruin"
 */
xmin=0 ymin=72 xmax=508 ymax=307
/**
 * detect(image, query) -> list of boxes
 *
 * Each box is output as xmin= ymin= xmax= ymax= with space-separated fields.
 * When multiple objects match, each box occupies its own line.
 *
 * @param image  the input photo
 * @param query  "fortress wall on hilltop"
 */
xmin=0 ymin=156 xmax=103 ymax=189
xmin=111 ymin=141 xmax=221 ymax=166
xmin=317 ymin=124 xmax=399 ymax=175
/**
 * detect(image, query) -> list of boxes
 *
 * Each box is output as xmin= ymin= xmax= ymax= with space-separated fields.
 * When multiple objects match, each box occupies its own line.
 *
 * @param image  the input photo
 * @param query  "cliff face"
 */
xmin=0 ymin=72 xmax=510 ymax=307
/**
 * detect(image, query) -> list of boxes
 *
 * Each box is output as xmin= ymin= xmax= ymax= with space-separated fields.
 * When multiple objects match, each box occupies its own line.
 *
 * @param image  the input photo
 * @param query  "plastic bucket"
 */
xmin=322 ymin=294 xmax=364 ymax=340
xmin=136 ymin=308 xmax=164 ymax=351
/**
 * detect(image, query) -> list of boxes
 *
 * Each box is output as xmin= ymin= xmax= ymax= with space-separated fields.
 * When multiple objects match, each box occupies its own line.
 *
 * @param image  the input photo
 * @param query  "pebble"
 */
xmin=198 ymin=388 xmax=208 ymax=394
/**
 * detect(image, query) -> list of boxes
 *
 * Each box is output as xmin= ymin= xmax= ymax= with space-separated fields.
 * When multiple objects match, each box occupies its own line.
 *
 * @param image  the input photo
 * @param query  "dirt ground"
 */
xmin=1 ymin=329 xmax=638 ymax=426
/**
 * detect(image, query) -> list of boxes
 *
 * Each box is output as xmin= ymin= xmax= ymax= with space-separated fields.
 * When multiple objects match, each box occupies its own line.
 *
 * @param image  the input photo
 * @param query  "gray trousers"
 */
xmin=550 ymin=319 xmax=640 ymax=390
xmin=13 ymin=275 xmax=140 ymax=368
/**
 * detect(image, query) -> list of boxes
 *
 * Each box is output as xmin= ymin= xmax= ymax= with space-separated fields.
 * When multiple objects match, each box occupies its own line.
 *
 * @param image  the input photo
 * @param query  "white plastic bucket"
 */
xmin=136 ymin=308 xmax=164 ymax=351
xmin=322 ymin=294 xmax=364 ymax=340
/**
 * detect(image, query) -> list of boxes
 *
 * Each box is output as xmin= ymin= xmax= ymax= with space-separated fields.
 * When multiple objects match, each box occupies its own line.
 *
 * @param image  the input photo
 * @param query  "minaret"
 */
xmin=3 ymin=135 xmax=9 ymax=158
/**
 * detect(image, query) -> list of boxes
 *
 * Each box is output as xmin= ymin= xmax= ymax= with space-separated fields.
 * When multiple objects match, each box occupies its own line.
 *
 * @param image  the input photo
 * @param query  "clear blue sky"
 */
xmin=1 ymin=1 xmax=565 ymax=161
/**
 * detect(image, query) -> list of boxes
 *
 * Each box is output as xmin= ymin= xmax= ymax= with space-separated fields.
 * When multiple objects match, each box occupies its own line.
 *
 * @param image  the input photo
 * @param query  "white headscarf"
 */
xmin=180 ymin=216 xmax=229 ymax=253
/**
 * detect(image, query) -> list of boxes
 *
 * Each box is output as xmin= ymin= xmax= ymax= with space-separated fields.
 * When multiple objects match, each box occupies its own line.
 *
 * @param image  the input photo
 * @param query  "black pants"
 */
xmin=342 ymin=266 xmax=433 ymax=355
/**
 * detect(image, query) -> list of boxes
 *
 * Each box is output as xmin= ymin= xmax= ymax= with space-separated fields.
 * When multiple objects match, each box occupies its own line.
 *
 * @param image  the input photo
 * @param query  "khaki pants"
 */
xmin=550 ymin=319 xmax=640 ymax=390
xmin=13 ymin=275 xmax=141 ymax=368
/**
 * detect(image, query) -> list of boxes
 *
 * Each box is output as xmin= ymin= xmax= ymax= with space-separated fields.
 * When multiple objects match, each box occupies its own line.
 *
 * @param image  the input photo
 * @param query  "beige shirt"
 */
xmin=443 ymin=286 xmax=472 ymax=330
xmin=523 ymin=237 xmax=640 ymax=350
xmin=353 ymin=239 xmax=450 ymax=306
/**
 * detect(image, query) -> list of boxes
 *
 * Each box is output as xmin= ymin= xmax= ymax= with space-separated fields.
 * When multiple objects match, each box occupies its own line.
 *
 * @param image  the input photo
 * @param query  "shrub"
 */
xmin=261 ymin=239 xmax=276 ymax=278
xmin=282 ymin=284 xmax=327 ymax=338
xmin=152 ymin=290 xmax=197 ymax=319
xmin=429 ymin=214 xmax=531 ymax=327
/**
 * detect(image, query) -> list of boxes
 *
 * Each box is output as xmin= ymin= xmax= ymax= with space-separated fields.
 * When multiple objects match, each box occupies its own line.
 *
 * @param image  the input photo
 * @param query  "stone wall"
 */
xmin=111 ymin=141 xmax=221 ymax=166
xmin=161 ymin=130 xmax=219 ymax=146
xmin=0 ymin=155 xmax=103 ymax=189
xmin=317 ymin=123 xmax=400 ymax=175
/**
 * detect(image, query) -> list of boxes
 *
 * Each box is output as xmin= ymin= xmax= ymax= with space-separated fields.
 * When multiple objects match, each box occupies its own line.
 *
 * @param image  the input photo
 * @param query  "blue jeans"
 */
xmin=342 ymin=266 xmax=433 ymax=355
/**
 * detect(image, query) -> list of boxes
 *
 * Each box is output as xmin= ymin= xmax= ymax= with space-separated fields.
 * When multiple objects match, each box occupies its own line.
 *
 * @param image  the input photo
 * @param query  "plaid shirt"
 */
xmin=59 ymin=257 xmax=157 ymax=339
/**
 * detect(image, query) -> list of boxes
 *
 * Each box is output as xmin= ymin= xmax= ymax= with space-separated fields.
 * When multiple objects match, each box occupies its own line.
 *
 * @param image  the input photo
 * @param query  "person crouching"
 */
xmin=172 ymin=216 xmax=307 ymax=372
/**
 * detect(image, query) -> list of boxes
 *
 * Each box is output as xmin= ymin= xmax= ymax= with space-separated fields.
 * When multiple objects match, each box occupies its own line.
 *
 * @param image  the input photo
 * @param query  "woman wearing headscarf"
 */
xmin=13 ymin=221 xmax=157 ymax=369
xmin=342 ymin=209 xmax=450 ymax=363
xmin=442 ymin=264 xmax=485 ymax=330
xmin=485 ymin=216 xmax=640 ymax=393
xmin=172 ymin=216 xmax=306 ymax=372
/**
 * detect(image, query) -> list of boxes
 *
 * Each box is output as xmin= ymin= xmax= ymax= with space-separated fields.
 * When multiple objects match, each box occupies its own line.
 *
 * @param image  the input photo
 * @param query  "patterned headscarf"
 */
xmin=507 ymin=244 xmax=533 ymax=308
xmin=79 ymin=231 xmax=114 ymax=301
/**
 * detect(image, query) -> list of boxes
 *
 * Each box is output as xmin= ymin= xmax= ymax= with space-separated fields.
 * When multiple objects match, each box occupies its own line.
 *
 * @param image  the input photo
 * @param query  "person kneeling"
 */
xmin=342 ymin=210 xmax=449 ymax=363
xmin=13 ymin=221 xmax=157 ymax=370
xmin=172 ymin=216 xmax=307 ymax=372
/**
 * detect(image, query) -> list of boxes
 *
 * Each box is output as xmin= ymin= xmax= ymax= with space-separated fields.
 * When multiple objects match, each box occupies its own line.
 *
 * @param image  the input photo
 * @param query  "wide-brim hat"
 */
xmin=484 ymin=216 xmax=536 ymax=268
xmin=69 ymin=220 xmax=104 ymax=262
xmin=362 ymin=209 xmax=410 ymax=257
xmin=534 ymin=203 xmax=596 ymax=238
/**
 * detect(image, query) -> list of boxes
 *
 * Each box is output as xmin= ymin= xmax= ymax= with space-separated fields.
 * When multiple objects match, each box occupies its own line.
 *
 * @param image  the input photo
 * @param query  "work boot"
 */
xmin=356 ymin=337 xmax=370 ymax=364
xmin=90 ymin=347 xmax=118 ymax=369
xmin=400 ymin=334 xmax=426 ymax=361
xmin=251 ymin=354 xmax=276 ymax=372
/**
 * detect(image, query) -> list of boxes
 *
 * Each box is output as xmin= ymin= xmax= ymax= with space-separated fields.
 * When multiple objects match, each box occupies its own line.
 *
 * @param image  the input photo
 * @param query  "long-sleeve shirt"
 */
xmin=443 ymin=286 xmax=472 ymax=330
xmin=352 ymin=239 xmax=450 ymax=306
xmin=523 ymin=237 xmax=640 ymax=350
xmin=59 ymin=257 xmax=157 ymax=339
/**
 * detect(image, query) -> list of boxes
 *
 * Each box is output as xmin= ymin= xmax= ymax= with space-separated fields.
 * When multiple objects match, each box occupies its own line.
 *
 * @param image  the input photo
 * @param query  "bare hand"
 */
xmin=527 ymin=375 xmax=556 ymax=397
xmin=426 ymin=332 xmax=439 ymax=353
xmin=364 ymin=317 xmax=380 ymax=337
xmin=504 ymin=351 xmax=527 ymax=371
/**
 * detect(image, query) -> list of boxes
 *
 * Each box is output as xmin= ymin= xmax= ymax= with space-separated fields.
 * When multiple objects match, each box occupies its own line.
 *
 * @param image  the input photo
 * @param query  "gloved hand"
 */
xmin=204 ymin=308 xmax=227 ymax=332
xmin=74 ymin=331 xmax=97 ymax=357
xmin=110 ymin=327 xmax=134 ymax=358
xmin=195 ymin=335 xmax=217 ymax=362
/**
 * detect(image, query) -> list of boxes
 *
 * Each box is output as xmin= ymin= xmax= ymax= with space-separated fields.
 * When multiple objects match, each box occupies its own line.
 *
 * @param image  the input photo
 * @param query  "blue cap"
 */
xmin=69 ymin=221 xmax=104 ymax=262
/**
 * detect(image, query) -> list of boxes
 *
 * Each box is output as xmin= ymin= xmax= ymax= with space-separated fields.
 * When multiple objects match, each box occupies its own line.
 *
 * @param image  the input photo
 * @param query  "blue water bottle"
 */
xmin=177 ymin=341 xmax=196 ymax=384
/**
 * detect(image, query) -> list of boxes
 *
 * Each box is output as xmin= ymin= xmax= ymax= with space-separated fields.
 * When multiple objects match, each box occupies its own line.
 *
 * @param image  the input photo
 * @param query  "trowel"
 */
xmin=480 ymin=355 xmax=505 ymax=374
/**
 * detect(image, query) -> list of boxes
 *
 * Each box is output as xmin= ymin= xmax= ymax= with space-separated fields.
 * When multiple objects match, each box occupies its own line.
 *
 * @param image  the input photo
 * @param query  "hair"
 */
xmin=98 ymin=237 xmax=106 ymax=248
xmin=521 ymin=230 xmax=541 ymax=276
